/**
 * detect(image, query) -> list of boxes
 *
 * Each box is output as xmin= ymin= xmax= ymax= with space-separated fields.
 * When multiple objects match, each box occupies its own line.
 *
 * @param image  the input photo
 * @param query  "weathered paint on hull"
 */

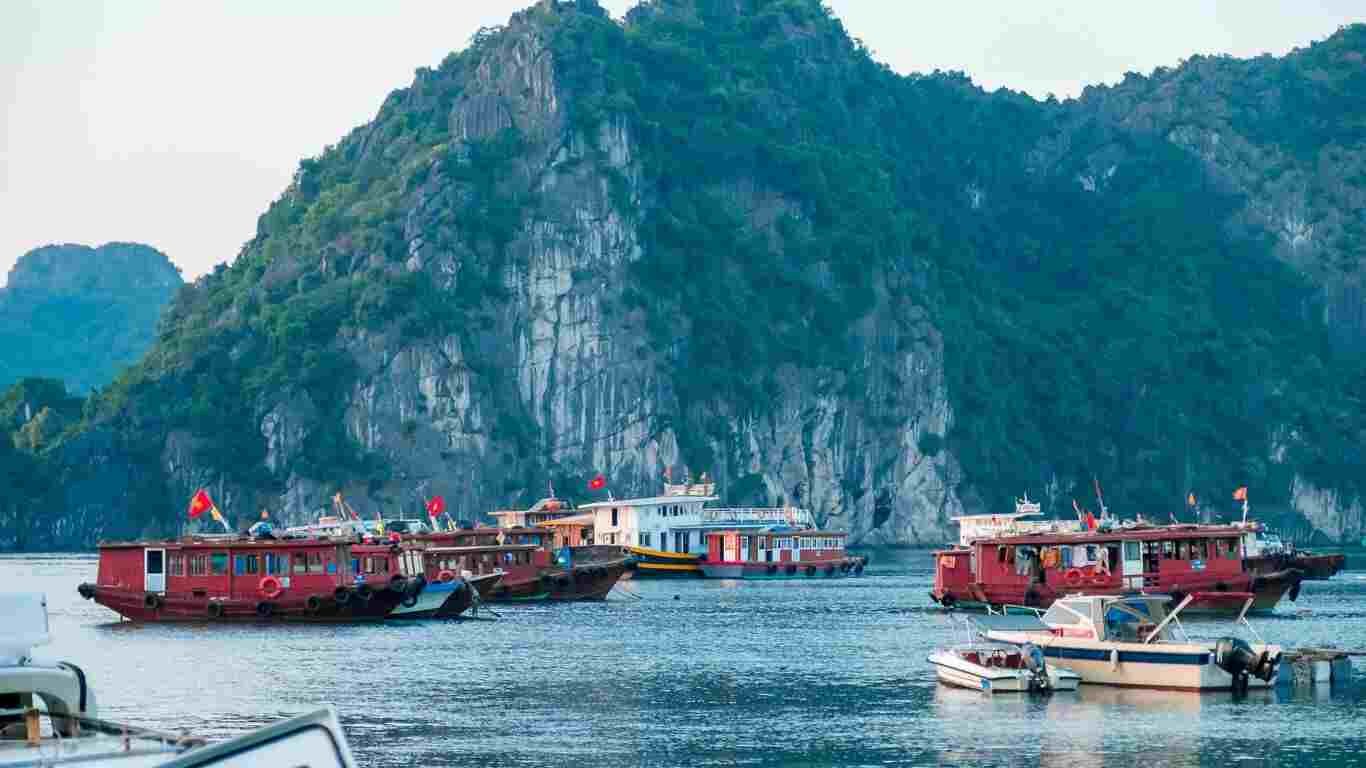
xmin=81 ymin=584 xmax=401 ymax=622
xmin=624 ymin=546 xmax=704 ymax=579
xmin=488 ymin=560 xmax=628 ymax=603
xmin=390 ymin=579 xmax=456 ymax=619
xmin=699 ymin=560 xmax=863 ymax=579
xmin=933 ymin=576 xmax=1295 ymax=616
xmin=629 ymin=563 xmax=703 ymax=579
xmin=433 ymin=573 xmax=504 ymax=617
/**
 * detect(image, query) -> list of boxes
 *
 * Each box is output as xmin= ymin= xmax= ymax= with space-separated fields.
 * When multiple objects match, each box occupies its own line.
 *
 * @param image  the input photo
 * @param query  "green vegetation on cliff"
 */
xmin=9 ymin=2 xmax=1365 ymax=549
xmin=0 ymin=243 xmax=182 ymax=393
xmin=550 ymin=1 xmax=1365 ymax=512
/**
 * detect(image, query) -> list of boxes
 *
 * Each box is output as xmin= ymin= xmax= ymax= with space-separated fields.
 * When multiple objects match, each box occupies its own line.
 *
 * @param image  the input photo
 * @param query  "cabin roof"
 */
xmin=97 ymin=538 xmax=346 ymax=550
xmin=704 ymin=529 xmax=848 ymax=537
xmin=537 ymin=513 xmax=595 ymax=526
xmin=424 ymin=544 xmax=538 ymax=554
xmin=577 ymin=495 xmax=717 ymax=509
xmin=974 ymin=524 xmax=1247 ymax=546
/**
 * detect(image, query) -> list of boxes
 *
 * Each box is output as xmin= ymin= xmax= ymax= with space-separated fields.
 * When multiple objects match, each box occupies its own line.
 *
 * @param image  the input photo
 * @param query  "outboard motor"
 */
xmin=1215 ymin=637 xmax=1280 ymax=693
xmin=1020 ymin=643 xmax=1051 ymax=693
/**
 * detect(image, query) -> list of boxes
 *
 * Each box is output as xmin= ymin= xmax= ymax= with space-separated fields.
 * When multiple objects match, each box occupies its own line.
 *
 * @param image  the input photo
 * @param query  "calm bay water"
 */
xmin=9 ymin=550 xmax=1366 ymax=767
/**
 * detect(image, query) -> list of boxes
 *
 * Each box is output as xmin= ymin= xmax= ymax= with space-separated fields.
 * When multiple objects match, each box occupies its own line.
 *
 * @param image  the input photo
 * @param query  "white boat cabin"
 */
xmin=578 ymin=480 xmax=815 ymax=556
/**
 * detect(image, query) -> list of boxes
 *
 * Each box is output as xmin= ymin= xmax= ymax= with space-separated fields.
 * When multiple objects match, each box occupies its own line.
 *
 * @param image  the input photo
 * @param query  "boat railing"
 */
xmin=987 ymin=604 xmax=1045 ymax=618
xmin=700 ymin=507 xmax=814 ymax=524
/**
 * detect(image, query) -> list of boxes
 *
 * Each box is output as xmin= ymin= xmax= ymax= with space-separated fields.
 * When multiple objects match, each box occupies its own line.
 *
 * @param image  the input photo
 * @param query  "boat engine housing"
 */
xmin=1214 ymin=637 xmax=1278 ymax=682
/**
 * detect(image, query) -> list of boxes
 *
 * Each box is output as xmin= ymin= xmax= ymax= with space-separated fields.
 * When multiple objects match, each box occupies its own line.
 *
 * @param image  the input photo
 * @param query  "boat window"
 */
xmin=1162 ymin=540 xmax=1175 ymax=559
xmin=168 ymin=553 xmax=185 ymax=576
xmin=308 ymin=552 xmax=324 ymax=574
xmin=210 ymin=552 xmax=229 ymax=575
xmin=1191 ymin=540 xmax=1209 ymax=561
xmin=293 ymin=553 xmax=309 ymax=574
xmin=611 ymin=508 xmax=619 ymax=526
xmin=1223 ymin=538 xmax=1240 ymax=559
xmin=265 ymin=553 xmax=287 ymax=575
xmin=1123 ymin=541 xmax=1140 ymax=560
xmin=641 ymin=532 xmax=652 ymax=547
xmin=189 ymin=555 xmax=207 ymax=576
xmin=1042 ymin=602 xmax=1085 ymax=626
xmin=352 ymin=558 xmax=361 ymax=574
xmin=234 ymin=554 xmax=260 ymax=575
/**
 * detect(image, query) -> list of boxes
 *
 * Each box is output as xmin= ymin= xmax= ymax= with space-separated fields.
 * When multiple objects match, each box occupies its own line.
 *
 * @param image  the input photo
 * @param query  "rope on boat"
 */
xmin=612 ymin=585 xmax=644 ymax=600
xmin=5 ymin=707 xmax=206 ymax=749
xmin=466 ymin=577 xmax=501 ymax=619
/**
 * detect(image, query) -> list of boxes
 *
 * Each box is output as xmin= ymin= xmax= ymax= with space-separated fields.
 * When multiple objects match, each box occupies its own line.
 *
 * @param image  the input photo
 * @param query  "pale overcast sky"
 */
xmin=2 ymin=1 xmax=1361 ymax=284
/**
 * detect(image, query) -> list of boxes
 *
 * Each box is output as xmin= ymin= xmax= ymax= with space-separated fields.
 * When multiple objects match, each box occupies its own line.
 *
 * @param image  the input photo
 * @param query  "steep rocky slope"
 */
xmin=7 ymin=2 xmax=1364 ymax=550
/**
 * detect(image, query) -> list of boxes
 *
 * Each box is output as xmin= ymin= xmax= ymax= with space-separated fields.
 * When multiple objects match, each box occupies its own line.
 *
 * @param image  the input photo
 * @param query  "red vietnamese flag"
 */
xmin=588 ymin=474 xmax=606 ymax=491
xmin=1084 ymin=511 xmax=1098 ymax=531
xmin=1232 ymin=486 xmax=1248 ymax=501
xmin=187 ymin=488 xmax=214 ymax=519
xmin=426 ymin=495 xmax=446 ymax=518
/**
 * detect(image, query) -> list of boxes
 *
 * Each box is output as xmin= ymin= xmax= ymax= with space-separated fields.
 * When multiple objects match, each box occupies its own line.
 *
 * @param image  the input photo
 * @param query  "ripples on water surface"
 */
xmin=9 ymin=551 xmax=1366 ymax=767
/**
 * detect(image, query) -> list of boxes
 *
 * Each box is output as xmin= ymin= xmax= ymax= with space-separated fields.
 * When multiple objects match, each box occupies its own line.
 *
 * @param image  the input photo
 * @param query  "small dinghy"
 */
xmin=929 ymin=614 xmax=1081 ymax=694
xmin=929 ymin=641 xmax=1080 ymax=693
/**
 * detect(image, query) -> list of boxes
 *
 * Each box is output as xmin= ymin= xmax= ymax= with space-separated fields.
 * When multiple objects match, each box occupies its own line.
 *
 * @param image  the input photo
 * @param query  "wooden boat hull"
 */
xmin=1248 ymin=552 xmax=1344 ymax=581
xmin=488 ymin=559 xmax=628 ymax=602
xmin=78 ymin=582 xmax=404 ymax=622
xmin=623 ymin=546 xmax=703 ymax=579
xmin=699 ymin=557 xmax=865 ymax=579
xmin=433 ymin=572 xmax=504 ymax=617
xmin=389 ymin=577 xmax=456 ymax=619
xmin=932 ymin=569 xmax=1298 ymax=615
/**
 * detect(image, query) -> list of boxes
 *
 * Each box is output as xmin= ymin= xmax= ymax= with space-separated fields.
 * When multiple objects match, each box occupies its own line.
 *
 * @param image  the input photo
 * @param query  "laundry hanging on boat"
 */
xmin=1040 ymin=547 xmax=1059 ymax=569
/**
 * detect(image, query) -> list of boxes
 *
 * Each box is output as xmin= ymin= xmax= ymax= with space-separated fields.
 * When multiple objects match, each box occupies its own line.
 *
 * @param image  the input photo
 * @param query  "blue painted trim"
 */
xmin=1042 ymin=646 xmax=1210 ymax=665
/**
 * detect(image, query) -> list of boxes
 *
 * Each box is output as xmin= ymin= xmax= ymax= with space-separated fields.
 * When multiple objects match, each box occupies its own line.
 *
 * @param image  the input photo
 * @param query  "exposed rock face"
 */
xmin=10 ymin=4 xmax=1364 ymax=551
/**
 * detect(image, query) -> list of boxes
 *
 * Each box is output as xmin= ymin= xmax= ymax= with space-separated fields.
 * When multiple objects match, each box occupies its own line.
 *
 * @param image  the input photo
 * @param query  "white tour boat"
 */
xmin=984 ymin=592 xmax=1282 ymax=692
xmin=0 ymin=593 xmax=357 ymax=766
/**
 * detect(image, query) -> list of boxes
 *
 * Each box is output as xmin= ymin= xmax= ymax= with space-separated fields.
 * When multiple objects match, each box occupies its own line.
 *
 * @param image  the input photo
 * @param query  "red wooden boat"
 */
xmin=77 ymin=537 xmax=423 ymax=622
xmin=409 ymin=528 xmax=628 ymax=602
xmin=698 ymin=529 xmax=867 ymax=579
xmin=931 ymin=524 xmax=1303 ymax=615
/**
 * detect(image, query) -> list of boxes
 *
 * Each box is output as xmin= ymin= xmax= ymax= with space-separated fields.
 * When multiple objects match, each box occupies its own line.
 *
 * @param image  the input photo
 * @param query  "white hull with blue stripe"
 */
xmin=983 ymin=635 xmax=1277 ymax=690
xmin=983 ymin=592 xmax=1283 ymax=691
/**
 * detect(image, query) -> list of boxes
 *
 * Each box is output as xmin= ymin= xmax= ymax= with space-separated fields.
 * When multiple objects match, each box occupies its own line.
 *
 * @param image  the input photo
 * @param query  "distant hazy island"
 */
xmin=0 ymin=242 xmax=182 ymax=393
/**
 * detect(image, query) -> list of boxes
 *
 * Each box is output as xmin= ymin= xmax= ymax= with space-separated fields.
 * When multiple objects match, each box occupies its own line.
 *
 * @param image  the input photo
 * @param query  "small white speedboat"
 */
xmin=929 ymin=641 xmax=1081 ymax=693
xmin=985 ymin=591 xmax=1282 ymax=692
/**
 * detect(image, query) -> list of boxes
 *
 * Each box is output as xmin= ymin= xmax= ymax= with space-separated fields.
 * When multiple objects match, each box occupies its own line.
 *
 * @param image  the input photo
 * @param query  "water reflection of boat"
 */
xmin=1 ymin=593 xmax=357 ymax=766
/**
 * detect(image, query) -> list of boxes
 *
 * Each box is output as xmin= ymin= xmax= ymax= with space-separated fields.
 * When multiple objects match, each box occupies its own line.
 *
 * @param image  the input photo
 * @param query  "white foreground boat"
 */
xmin=985 ymin=592 xmax=1282 ymax=692
xmin=0 ymin=593 xmax=357 ymax=767
xmin=929 ymin=641 xmax=1081 ymax=693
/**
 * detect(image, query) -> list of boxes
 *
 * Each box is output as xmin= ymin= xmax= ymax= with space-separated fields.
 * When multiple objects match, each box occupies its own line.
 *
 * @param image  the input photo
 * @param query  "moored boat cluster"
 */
xmin=926 ymin=489 xmax=1346 ymax=696
xmin=76 ymin=478 xmax=869 ymax=625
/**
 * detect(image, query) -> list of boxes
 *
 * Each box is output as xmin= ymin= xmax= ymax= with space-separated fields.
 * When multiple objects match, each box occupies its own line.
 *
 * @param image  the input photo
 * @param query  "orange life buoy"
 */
xmin=258 ymin=576 xmax=283 ymax=599
xmin=1063 ymin=568 xmax=1082 ymax=585
xmin=437 ymin=569 xmax=456 ymax=583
